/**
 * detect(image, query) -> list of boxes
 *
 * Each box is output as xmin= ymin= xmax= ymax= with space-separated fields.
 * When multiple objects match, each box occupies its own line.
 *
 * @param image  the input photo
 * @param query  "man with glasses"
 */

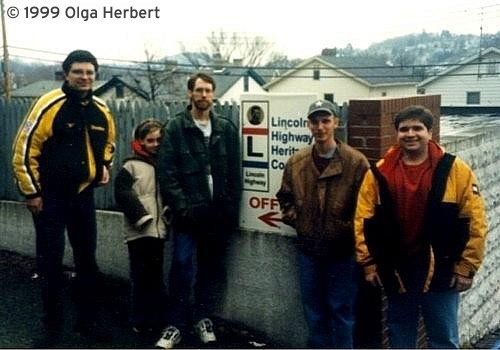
xmin=12 ymin=49 xmax=116 ymax=337
xmin=156 ymin=73 xmax=241 ymax=348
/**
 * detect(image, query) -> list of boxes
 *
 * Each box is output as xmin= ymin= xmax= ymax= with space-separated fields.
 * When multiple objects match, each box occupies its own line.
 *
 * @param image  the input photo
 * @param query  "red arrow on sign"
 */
xmin=258 ymin=211 xmax=282 ymax=228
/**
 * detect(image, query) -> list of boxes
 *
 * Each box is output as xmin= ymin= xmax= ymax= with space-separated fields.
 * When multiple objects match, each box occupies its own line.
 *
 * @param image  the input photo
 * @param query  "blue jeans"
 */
xmin=298 ymin=252 xmax=358 ymax=348
xmin=386 ymin=288 xmax=459 ymax=348
xmin=168 ymin=230 xmax=229 ymax=331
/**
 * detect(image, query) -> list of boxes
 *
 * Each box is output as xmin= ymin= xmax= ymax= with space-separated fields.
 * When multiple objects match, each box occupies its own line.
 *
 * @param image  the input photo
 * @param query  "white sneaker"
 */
xmin=155 ymin=326 xmax=181 ymax=349
xmin=194 ymin=318 xmax=217 ymax=344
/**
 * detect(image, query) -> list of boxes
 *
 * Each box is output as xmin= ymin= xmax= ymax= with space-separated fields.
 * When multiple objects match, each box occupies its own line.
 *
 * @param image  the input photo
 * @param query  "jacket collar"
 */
xmin=180 ymin=105 xmax=224 ymax=134
xmin=312 ymin=139 xmax=346 ymax=179
xmin=62 ymin=81 xmax=93 ymax=104
xmin=378 ymin=140 xmax=444 ymax=176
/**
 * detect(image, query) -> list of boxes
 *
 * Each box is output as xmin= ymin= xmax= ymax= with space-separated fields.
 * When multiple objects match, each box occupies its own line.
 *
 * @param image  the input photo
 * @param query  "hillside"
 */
xmin=364 ymin=30 xmax=500 ymax=68
xmin=6 ymin=30 xmax=500 ymax=88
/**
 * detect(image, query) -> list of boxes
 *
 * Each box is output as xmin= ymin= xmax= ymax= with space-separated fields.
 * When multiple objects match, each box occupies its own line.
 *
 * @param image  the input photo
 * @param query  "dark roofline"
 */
xmin=93 ymin=76 xmax=150 ymax=100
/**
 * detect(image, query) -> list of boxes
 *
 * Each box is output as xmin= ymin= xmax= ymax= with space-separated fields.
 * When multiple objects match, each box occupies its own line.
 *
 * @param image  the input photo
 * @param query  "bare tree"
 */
xmin=265 ymin=52 xmax=303 ymax=69
xmin=181 ymin=30 xmax=274 ymax=67
xmin=178 ymin=42 xmax=211 ymax=69
xmin=243 ymin=35 xmax=274 ymax=66
xmin=206 ymin=30 xmax=239 ymax=63
xmin=133 ymin=49 xmax=185 ymax=101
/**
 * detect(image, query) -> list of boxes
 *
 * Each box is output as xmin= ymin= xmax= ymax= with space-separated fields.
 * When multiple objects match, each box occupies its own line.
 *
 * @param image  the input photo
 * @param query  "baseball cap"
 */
xmin=307 ymin=100 xmax=340 ymax=119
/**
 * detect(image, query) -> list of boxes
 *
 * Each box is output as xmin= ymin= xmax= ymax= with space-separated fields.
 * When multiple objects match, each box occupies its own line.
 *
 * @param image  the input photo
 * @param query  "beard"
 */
xmin=193 ymin=99 xmax=212 ymax=111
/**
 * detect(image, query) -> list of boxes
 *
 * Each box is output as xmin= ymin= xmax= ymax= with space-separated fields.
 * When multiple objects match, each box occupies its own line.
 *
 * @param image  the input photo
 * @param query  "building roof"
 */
xmin=320 ymin=55 xmax=421 ymax=84
xmin=264 ymin=55 xmax=421 ymax=89
xmin=212 ymin=68 xmax=266 ymax=97
xmin=94 ymin=75 xmax=150 ymax=100
xmin=418 ymin=47 xmax=500 ymax=87
xmin=11 ymin=80 xmax=107 ymax=98
xmin=11 ymin=75 xmax=150 ymax=100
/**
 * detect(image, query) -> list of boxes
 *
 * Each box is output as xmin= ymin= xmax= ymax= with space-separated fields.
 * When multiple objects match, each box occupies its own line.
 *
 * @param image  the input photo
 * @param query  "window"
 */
xmin=115 ymin=84 xmax=124 ymax=98
xmin=313 ymin=69 xmax=320 ymax=80
xmin=381 ymin=92 xmax=387 ymax=97
xmin=466 ymin=91 xmax=480 ymax=104
xmin=487 ymin=59 xmax=497 ymax=75
xmin=324 ymin=93 xmax=334 ymax=102
xmin=243 ymin=76 xmax=249 ymax=92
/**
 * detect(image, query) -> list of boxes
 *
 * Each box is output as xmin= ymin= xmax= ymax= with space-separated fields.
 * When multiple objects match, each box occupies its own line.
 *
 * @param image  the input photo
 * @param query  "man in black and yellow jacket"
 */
xmin=12 ymin=50 xmax=116 ymax=336
xmin=354 ymin=105 xmax=487 ymax=349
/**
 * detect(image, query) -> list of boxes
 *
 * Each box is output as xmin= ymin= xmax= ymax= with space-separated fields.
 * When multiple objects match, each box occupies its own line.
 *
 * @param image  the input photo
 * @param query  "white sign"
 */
xmin=239 ymin=93 xmax=320 ymax=235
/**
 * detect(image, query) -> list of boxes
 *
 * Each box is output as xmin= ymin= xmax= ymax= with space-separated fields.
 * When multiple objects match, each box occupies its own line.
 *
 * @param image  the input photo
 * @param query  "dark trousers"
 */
xmin=127 ymin=237 xmax=166 ymax=329
xmin=33 ymin=188 xmax=99 ymax=325
xmin=168 ymin=230 xmax=230 ymax=331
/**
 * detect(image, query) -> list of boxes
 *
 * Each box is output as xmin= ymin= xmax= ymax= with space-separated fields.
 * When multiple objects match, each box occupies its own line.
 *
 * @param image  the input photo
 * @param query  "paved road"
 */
xmin=0 ymin=249 xmax=275 ymax=349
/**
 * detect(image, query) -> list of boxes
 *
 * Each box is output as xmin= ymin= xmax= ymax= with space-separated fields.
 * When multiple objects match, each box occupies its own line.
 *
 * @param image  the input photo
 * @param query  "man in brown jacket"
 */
xmin=277 ymin=100 xmax=369 ymax=348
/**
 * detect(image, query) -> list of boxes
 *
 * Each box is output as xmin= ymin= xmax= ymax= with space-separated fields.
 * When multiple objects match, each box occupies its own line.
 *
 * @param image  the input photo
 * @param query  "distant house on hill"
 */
xmin=263 ymin=54 xmax=421 ymax=105
xmin=418 ymin=47 xmax=500 ymax=113
xmin=11 ymin=73 xmax=150 ymax=101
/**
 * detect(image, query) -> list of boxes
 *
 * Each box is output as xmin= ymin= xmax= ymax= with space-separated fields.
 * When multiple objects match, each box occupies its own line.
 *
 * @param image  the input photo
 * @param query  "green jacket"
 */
xmin=158 ymin=106 xmax=241 ymax=232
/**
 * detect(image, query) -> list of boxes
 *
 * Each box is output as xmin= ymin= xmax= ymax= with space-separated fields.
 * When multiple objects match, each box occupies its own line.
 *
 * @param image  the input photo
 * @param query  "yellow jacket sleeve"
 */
xmin=94 ymin=97 xmax=116 ymax=168
xmin=11 ymin=90 xmax=65 ymax=197
xmin=354 ymin=169 xmax=379 ymax=274
xmin=448 ymin=159 xmax=487 ymax=277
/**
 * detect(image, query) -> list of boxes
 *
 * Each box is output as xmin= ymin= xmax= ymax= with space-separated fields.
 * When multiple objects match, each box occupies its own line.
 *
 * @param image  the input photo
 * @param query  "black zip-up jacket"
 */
xmin=157 ymin=106 xmax=242 ymax=233
xmin=12 ymin=82 xmax=116 ymax=198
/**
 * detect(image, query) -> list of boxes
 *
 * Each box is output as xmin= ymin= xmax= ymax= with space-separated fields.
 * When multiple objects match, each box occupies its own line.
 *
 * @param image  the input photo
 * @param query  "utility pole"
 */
xmin=477 ymin=7 xmax=484 ymax=79
xmin=0 ymin=0 xmax=11 ymax=100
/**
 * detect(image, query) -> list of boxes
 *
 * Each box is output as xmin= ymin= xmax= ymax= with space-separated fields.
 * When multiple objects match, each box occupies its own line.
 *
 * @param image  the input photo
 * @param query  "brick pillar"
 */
xmin=348 ymin=95 xmax=441 ymax=163
xmin=350 ymin=95 xmax=440 ymax=349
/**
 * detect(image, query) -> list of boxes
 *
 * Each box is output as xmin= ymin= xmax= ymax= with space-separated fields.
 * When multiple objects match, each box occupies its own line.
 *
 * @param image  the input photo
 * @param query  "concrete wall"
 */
xmin=0 ymin=201 xmax=305 ymax=346
xmin=441 ymin=125 xmax=500 ymax=347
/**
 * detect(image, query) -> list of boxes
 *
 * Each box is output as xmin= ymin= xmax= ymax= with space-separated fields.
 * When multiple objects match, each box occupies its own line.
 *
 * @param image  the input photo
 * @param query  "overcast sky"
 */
xmin=3 ymin=0 xmax=500 ymax=65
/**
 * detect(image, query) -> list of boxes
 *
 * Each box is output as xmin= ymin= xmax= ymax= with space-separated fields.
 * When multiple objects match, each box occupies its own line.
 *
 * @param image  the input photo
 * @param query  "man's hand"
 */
xmin=26 ymin=197 xmax=43 ymax=215
xmin=281 ymin=207 xmax=297 ymax=227
xmin=98 ymin=166 xmax=110 ymax=186
xmin=450 ymin=273 xmax=473 ymax=292
xmin=365 ymin=271 xmax=383 ymax=287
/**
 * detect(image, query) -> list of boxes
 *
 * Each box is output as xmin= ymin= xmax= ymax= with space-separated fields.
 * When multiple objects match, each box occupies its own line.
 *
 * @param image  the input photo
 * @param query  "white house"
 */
xmin=263 ymin=54 xmax=420 ymax=105
xmin=212 ymin=68 xmax=267 ymax=104
xmin=418 ymin=47 xmax=500 ymax=108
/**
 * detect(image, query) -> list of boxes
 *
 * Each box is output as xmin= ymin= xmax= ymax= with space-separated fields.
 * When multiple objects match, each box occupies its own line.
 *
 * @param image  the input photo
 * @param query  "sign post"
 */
xmin=239 ymin=93 xmax=320 ymax=235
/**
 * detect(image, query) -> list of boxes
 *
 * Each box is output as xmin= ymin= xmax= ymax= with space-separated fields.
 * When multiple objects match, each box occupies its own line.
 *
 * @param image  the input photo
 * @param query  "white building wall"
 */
xmin=370 ymin=84 xmax=418 ymax=98
xmin=266 ymin=64 xmax=370 ymax=105
xmin=422 ymin=53 xmax=500 ymax=107
xmin=267 ymin=64 xmax=418 ymax=105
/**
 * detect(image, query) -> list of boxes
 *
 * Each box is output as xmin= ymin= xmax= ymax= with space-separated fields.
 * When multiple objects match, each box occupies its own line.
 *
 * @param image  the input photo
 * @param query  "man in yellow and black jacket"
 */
xmin=354 ymin=105 xmax=487 ymax=349
xmin=12 ymin=50 xmax=116 ymax=336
